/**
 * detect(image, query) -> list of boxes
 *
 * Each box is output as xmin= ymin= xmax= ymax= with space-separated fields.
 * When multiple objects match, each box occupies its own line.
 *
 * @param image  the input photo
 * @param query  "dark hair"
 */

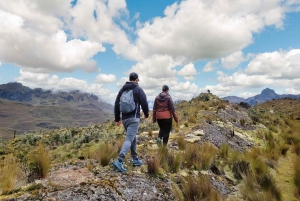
xmin=162 ymin=85 xmax=169 ymax=91
xmin=129 ymin=72 xmax=139 ymax=81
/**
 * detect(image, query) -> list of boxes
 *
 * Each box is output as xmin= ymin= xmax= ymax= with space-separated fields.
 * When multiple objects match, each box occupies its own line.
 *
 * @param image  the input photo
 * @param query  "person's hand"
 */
xmin=116 ymin=121 xmax=121 ymax=126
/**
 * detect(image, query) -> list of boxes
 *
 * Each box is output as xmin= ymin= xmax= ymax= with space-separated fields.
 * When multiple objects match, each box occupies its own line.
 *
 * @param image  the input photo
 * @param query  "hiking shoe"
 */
xmin=132 ymin=158 xmax=143 ymax=167
xmin=112 ymin=160 xmax=126 ymax=172
xmin=157 ymin=138 xmax=162 ymax=146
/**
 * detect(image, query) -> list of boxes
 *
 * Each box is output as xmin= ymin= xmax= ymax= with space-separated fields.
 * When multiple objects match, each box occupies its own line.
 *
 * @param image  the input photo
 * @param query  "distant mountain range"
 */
xmin=0 ymin=82 xmax=114 ymax=139
xmin=222 ymin=88 xmax=300 ymax=105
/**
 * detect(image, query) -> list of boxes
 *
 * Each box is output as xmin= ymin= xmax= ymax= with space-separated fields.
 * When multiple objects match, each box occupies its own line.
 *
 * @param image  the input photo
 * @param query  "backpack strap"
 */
xmin=132 ymin=86 xmax=139 ymax=118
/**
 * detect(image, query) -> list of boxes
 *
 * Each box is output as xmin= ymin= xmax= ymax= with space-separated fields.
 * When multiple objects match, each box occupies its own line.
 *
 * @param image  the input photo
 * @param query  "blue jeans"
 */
xmin=118 ymin=118 xmax=140 ymax=161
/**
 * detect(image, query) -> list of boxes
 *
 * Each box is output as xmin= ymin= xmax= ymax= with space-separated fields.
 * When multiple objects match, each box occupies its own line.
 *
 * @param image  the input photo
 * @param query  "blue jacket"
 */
xmin=114 ymin=82 xmax=149 ymax=122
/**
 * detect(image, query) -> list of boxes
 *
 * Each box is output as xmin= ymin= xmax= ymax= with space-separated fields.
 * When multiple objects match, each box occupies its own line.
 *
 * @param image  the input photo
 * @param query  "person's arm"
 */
xmin=168 ymin=96 xmax=179 ymax=122
xmin=152 ymin=98 xmax=157 ymax=123
xmin=114 ymin=88 xmax=124 ymax=122
xmin=137 ymin=87 xmax=149 ymax=118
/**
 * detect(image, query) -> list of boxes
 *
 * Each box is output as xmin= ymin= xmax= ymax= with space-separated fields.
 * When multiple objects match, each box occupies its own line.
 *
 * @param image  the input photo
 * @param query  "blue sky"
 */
xmin=0 ymin=0 xmax=300 ymax=103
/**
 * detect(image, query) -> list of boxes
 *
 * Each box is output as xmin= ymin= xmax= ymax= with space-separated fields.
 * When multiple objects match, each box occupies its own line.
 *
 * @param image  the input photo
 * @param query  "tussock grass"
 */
xmin=236 ymin=152 xmax=282 ymax=200
xmin=157 ymin=146 xmax=168 ymax=170
xmin=219 ymin=143 xmax=229 ymax=159
xmin=251 ymin=157 xmax=268 ymax=180
xmin=246 ymin=147 xmax=262 ymax=160
xmin=177 ymin=135 xmax=186 ymax=150
xmin=148 ymin=128 xmax=153 ymax=137
xmin=0 ymin=155 xmax=22 ymax=193
xmin=175 ymin=175 xmax=221 ymax=201
xmin=87 ymin=143 xmax=116 ymax=166
xmin=153 ymin=147 xmax=181 ymax=173
xmin=203 ymin=103 xmax=209 ymax=110
xmin=188 ymin=115 xmax=197 ymax=123
xmin=240 ymin=175 xmax=258 ymax=200
xmin=294 ymin=156 xmax=300 ymax=197
xmin=204 ymin=115 xmax=213 ymax=122
xmin=269 ymin=124 xmax=278 ymax=133
xmin=262 ymin=132 xmax=282 ymax=163
xmin=183 ymin=142 xmax=218 ymax=170
xmin=240 ymin=118 xmax=246 ymax=126
xmin=232 ymin=160 xmax=251 ymax=180
xmin=259 ymin=173 xmax=281 ymax=200
xmin=278 ymin=142 xmax=289 ymax=156
xmin=147 ymin=155 xmax=160 ymax=176
xmin=241 ymin=174 xmax=281 ymax=201
xmin=29 ymin=143 xmax=51 ymax=179
xmin=86 ymin=162 xmax=93 ymax=171
xmin=166 ymin=150 xmax=181 ymax=173
xmin=292 ymin=142 xmax=300 ymax=156
xmin=217 ymin=101 xmax=227 ymax=110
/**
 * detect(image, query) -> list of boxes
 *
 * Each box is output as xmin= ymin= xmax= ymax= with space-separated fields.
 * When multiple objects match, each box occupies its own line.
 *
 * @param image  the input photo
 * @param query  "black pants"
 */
xmin=157 ymin=118 xmax=172 ymax=145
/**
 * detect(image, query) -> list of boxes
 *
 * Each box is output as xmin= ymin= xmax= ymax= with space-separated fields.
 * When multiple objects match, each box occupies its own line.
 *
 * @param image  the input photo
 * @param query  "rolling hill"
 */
xmin=0 ymin=82 xmax=114 ymax=140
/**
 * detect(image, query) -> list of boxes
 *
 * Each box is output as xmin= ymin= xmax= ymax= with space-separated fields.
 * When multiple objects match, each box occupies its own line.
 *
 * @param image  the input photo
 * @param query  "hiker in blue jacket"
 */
xmin=112 ymin=72 xmax=149 ymax=172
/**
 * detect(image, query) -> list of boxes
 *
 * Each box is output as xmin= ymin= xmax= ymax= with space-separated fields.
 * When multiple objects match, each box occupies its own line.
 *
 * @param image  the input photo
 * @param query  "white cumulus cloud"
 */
xmin=0 ymin=0 xmax=138 ymax=73
xmin=203 ymin=48 xmax=300 ymax=97
xmin=221 ymin=51 xmax=246 ymax=69
xmin=135 ymin=0 xmax=289 ymax=63
xmin=96 ymin=73 xmax=117 ymax=84
xmin=0 ymin=7 xmax=104 ymax=73
xmin=203 ymin=60 xmax=218 ymax=72
xmin=15 ymin=70 xmax=115 ymax=103
xmin=245 ymin=49 xmax=300 ymax=79
xmin=128 ymin=55 xmax=178 ymax=90
xmin=178 ymin=63 xmax=197 ymax=80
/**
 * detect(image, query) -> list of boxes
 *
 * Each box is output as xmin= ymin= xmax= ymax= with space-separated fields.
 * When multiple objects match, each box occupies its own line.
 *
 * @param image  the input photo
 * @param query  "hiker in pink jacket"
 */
xmin=152 ymin=85 xmax=179 ymax=146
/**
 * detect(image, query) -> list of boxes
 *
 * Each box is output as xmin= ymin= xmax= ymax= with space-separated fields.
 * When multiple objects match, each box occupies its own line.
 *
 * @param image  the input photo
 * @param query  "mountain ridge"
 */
xmin=0 ymin=82 xmax=114 ymax=139
xmin=222 ymin=87 xmax=300 ymax=105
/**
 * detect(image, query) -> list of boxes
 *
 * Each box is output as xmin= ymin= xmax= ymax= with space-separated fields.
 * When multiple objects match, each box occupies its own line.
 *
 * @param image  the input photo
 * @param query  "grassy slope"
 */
xmin=0 ymin=98 xmax=113 ymax=140
xmin=275 ymin=151 xmax=297 ymax=201
xmin=1 ymin=94 xmax=300 ymax=200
